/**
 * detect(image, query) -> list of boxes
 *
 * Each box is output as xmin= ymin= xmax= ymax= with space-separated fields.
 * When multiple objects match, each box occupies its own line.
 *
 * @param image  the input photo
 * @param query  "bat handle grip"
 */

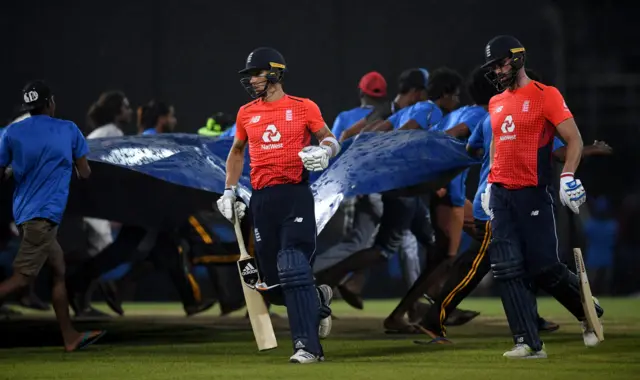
xmin=232 ymin=211 xmax=250 ymax=259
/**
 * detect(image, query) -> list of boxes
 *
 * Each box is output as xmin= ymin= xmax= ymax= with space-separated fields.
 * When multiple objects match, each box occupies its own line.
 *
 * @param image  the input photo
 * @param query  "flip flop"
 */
xmin=414 ymin=336 xmax=453 ymax=345
xmin=66 ymin=330 xmax=106 ymax=352
xmin=412 ymin=325 xmax=453 ymax=344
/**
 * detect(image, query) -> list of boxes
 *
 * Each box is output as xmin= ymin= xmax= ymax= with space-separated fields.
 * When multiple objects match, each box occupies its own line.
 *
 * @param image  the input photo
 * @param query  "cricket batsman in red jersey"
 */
xmin=479 ymin=36 xmax=604 ymax=359
xmin=217 ymin=47 xmax=340 ymax=364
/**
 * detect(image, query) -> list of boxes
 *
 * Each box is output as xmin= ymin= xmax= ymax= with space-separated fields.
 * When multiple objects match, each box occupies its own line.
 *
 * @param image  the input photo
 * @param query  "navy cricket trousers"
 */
xmin=249 ymin=183 xmax=317 ymax=289
xmin=489 ymin=184 xmax=561 ymax=274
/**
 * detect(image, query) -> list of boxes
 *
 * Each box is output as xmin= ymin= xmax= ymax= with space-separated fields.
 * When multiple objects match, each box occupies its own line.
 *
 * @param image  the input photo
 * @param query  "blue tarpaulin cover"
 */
xmin=67 ymin=131 xmax=478 ymax=232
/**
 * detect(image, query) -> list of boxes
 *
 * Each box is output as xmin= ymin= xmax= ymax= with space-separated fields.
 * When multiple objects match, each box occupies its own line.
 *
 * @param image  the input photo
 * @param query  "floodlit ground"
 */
xmin=1 ymin=298 xmax=639 ymax=380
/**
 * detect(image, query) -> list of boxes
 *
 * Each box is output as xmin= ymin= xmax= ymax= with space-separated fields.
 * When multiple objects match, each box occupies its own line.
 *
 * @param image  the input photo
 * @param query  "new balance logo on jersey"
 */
xmin=294 ymin=217 xmax=303 ymax=223
xmin=261 ymin=124 xmax=283 ymax=150
xmin=499 ymin=114 xmax=516 ymax=141
xmin=241 ymin=263 xmax=258 ymax=276
xmin=494 ymin=105 xmax=504 ymax=113
xmin=250 ymin=115 xmax=261 ymax=124
xmin=531 ymin=210 xmax=539 ymax=216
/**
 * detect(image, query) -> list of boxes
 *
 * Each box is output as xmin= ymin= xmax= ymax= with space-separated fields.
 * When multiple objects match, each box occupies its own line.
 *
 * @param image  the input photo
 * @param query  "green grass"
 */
xmin=1 ymin=298 xmax=639 ymax=380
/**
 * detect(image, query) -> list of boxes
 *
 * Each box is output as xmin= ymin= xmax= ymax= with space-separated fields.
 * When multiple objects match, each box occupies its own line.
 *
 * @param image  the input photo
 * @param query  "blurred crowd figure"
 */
xmin=0 ymin=74 xmax=637 ymax=323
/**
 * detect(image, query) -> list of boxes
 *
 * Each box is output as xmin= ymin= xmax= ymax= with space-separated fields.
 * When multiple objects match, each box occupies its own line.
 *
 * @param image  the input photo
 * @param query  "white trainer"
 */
xmin=503 ymin=343 xmax=547 ymax=359
xmin=289 ymin=349 xmax=324 ymax=364
xmin=317 ymin=284 xmax=333 ymax=339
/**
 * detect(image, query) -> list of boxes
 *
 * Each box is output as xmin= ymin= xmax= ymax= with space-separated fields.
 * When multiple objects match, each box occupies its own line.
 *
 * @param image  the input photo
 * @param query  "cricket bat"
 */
xmin=232 ymin=212 xmax=277 ymax=351
xmin=573 ymin=247 xmax=604 ymax=342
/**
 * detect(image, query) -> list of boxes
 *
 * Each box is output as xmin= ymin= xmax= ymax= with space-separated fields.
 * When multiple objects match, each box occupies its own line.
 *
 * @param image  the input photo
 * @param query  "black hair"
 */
xmin=397 ymin=69 xmax=428 ymax=95
xmin=137 ymin=100 xmax=171 ymax=132
xmin=467 ymin=66 xmax=499 ymax=106
xmin=87 ymin=91 xmax=127 ymax=129
xmin=28 ymin=103 xmax=48 ymax=116
xmin=427 ymin=67 xmax=463 ymax=101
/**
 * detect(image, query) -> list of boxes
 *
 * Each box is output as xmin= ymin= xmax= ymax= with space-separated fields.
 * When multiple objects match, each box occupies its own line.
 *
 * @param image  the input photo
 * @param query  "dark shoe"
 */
xmin=337 ymin=284 xmax=363 ymax=310
xmin=538 ymin=317 xmax=560 ymax=333
xmin=75 ymin=306 xmax=112 ymax=319
xmin=220 ymin=300 xmax=245 ymax=316
xmin=185 ymin=299 xmax=216 ymax=317
xmin=444 ymin=308 xmax=480 ymax=326
xmin=337 ymin=271 xmax=366 ymax=310
xmin=19 ymin=295 xmax=50 ymax=311
xmin=99 ymin=281 xmax=124 ymax=316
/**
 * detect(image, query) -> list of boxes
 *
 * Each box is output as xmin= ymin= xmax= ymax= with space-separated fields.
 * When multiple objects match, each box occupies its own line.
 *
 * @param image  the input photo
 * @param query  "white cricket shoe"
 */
xmin=289 ymin=349 xmax=324 ymax=364
xmin=317 ymin=284 xmax=333 ymax=339
xmin=582 ymin=296 xmax=603 ymax=348
xmin=503 ymin=343 xmax=547 ymax=359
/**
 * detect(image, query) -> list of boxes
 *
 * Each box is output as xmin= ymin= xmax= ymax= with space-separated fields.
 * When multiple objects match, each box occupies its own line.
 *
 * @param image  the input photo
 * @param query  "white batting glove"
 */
xmin=216 ymin=187 xmax=247 ymax=222
xmin=559 ymin=172 xmax=586 ymax=214
xmin=298 ymin=145 xmax=332 ymax=172
xmin=481 ymin=183 xmax=492 ymax=217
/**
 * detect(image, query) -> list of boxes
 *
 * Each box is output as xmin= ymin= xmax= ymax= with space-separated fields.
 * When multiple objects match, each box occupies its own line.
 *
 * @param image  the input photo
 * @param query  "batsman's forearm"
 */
xmin=225 ymin=151 xmax=244 ymax=188
xmin=561 ymin=138 xmax=583 ymax=174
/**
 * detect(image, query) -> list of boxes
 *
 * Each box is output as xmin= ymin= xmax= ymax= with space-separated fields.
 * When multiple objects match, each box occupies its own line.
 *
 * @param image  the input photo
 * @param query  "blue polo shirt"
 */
xmin=0 ymin=115 xmax=89 ymax=225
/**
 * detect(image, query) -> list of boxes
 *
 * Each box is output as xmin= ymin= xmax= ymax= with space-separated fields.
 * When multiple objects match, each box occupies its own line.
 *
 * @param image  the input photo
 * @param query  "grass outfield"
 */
xmin=1 ymin=298 xmax=639 ymax=380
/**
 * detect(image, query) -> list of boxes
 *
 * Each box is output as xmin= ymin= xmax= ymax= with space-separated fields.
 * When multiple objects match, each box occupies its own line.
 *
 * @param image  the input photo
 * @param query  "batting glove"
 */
xmin=216 ymin=187 xmax=247 ymax=222
xmin=481 ymin=183 xmax=492 ymax=217
xmin=298 ymin=145 xmax=331 ymax=172
xmin=559 ymin=172 xmax=586 ymax=214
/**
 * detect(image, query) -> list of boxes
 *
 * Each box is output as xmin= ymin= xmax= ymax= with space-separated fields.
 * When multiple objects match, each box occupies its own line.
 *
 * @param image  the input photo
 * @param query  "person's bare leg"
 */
xmin=0 ymin=273 xmax=30 ymax=298
xmin=446 ymin=206 xmax=465 ymax=258
xmin=46 ymin=245 xmax=84 ymax=350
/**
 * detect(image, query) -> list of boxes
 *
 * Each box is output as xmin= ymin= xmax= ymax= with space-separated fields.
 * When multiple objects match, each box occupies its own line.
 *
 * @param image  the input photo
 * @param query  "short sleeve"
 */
xmin=305 ymin=99 xmax=326 ymax=133
xmin=72 ymin=123 xmax=89 ymax=159
xmin=408 ymin=103 xmax=441 ymax=130
xmin=387 ymin=112 xmax=402 ymax=129
xmin=552 ymin=136 xmax=565 ymax=151
xmin=428 ymin=107 xmax=444 ymax=129
xmin=0 ymin=130 xmax=11 ymax=167
xmin=235 ymin=108 xmax=247 ymax=141
xmin=465 ymin=109 xmax=487 ymax=135
xmin=468 ymin=118 xmax=486 ymax=149
xmin=544 ymin=86 xmax=573 ymax=127
xmin=331 ymin=112 xmax=346 ymax=138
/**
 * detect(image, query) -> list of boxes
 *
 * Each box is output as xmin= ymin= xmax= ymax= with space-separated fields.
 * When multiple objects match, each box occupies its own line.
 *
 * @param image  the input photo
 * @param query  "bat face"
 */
xmin=238 ymin=256 xmax=260 ymax=288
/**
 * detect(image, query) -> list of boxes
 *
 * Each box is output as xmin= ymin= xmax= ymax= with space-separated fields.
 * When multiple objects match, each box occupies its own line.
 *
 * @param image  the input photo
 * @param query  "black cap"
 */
xmin=398 ymin=68 xmax=429 ymax=93
xmin=481 ymin=35 xmax=525 ymax=69
xmin=238 ymin=47 xmax=287 ymax=75
xmin=20 ymin=80 xmax=52 ymax=111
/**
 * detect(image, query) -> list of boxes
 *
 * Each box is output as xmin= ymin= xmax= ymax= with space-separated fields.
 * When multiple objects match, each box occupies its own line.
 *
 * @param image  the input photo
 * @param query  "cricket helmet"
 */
xmin=239 ymin=47 xmax=287 ymax=98
xmin=481 ymin=35 xmax=526 ymax=92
